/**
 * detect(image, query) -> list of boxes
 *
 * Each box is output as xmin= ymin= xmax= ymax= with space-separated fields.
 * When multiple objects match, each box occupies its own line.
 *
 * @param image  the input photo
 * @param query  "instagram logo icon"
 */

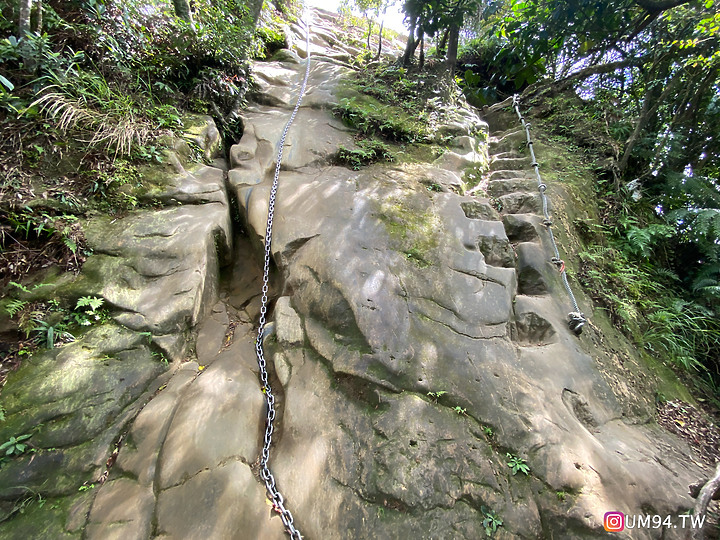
xmin=604 ymin=512 xmax=625 ymax=532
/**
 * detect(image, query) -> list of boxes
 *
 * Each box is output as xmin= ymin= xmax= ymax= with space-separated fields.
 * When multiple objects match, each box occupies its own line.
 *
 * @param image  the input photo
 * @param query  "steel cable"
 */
xmin=511 ymin=95 xmax=586 ymax=335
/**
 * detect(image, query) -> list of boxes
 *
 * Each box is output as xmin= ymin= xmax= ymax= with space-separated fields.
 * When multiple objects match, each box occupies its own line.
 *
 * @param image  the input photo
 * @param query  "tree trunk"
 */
xmin=375 ymin=19 xmax=384 ymax=61
xmin=618 ymin=74 xmax=680 ymax=174
xmin=172 ymin=0 xmax=193 ymax=23
xmin=18 ymin=0 xmax=32 ymax=35
xmin=438 ymin=28 xmax=449 ymax=58
xmin=33 ymin=0 xmax=42 ymax=33
xmin=552 ymin=56 xmax=649 ymax=93
xmin=419 ymin=33 xmax=425 ymax=69
xmin=249 ymin=0 xmax=263 ymax=26
xmin=446 ymin=24 xmax=459 ymax=73
xmin=402 ymin=15 xmax=417 ymax=66
xmin=366 ymin=17 xmax=374 ymax=50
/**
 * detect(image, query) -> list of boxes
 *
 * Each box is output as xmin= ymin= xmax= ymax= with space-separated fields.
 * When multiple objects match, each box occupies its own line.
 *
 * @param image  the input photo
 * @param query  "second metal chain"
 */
xmin=254 ymin=12 xmax=313 ymax=540
xmin=512 ymin=94 xmax=587 ymax=336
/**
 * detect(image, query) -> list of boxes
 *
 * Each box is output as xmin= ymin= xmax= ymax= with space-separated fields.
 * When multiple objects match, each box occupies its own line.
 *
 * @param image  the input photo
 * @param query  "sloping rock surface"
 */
xmin=223 ymin=9 xmax=705 ymax=540
xmin=0 ymin=8 xmax=709 ymax=540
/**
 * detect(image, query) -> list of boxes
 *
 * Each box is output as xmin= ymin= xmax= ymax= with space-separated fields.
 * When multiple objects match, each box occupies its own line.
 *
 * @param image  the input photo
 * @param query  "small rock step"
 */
xmin=512 ymin=295 xmax=559 ymax=347
xmin=489 ymin=156 xmax=531 ymax=172
xmin=515 ymin=242 xmax=554 ymax=295
xmin=488 ymin=130 xmax=526 ymax=152
xmin=498 ymin=192 xmax=542 ymax=215
xmin=487 ymin=177 xmax=538 ymax=197
xmin=460 ymin=200 xmax=500 ymax=221
xmin=503 ymin=214 xmax=543 ymax=243
xmin=492 ymin=151 xmax=526 ymax=160
xmin=486 ymin=169 xmax=529 ymax=182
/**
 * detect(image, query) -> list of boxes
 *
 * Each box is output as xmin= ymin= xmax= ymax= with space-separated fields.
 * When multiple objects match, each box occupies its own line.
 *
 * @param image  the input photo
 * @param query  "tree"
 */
xmin=172 ymin=0 xmax=194 ymax=23
xmin=18 ymin=0 xmax=32 ymax=35
xmin=400 ymin=0 xmax=483 ymax=68
xmin=342 ymin=0 xmax=395 ymax=54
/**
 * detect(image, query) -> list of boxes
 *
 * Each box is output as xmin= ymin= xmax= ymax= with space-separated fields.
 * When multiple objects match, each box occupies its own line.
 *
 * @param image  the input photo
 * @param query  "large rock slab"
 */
xmin=222 ymin=28 xmax=707 ymax=534
xmin=83 ymin=316 xmax=278 ymax=540
xmin=0 ymin=324 xmax=166 ymax=530
xmin=64 ymin=201 xmax=232 ymax=359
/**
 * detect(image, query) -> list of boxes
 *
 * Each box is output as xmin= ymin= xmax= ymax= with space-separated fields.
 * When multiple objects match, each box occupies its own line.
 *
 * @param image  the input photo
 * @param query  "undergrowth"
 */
xmin=333 ymin=62 xmax=461 ymax=148
xmin=531 ymin=94 xmax=720 ymax=406
xmin=0 ymin=0 xmax=294 ymax=385
xmin=336 ymin=137 xmax=394 ymax=169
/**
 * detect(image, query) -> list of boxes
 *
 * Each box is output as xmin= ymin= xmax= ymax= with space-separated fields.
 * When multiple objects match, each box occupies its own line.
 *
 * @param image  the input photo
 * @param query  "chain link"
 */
xmin=511 ymin=95 xmax=587 ymax=335
xmin=253 ymin=12 xmax=312 ymax=540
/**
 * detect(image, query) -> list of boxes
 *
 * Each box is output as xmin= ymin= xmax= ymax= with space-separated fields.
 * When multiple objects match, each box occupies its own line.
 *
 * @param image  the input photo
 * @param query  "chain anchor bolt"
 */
xmin=568 ymin=312 xmax=586 ymax=336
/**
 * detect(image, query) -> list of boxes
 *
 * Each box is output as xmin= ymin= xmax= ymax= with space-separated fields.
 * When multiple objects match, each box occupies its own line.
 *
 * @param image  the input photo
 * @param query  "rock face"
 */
xmin=225 ymin=9 xmax=706 ymax=540
xmin=0 ymin=8 xmax=709 ymax=540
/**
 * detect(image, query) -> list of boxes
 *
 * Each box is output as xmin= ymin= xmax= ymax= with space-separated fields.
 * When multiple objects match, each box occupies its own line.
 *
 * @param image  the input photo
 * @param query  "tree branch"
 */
xmin=552 ymin=57 xmax=647 ymax=92
xmin=634 ymin=0 xmax=692 ymax=13
xmin=689 ymin=462 xmax=720 ymax=540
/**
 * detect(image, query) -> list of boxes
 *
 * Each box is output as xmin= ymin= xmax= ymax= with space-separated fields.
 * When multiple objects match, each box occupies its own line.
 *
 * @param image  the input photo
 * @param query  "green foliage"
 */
xmin=254 ymin=26 xmax=286 ymax=59
xmin=482 ymin=426 xmax=494 ymax=438
xmin=506 ymin=453 xmax=529 ymax=475
xmin=5 ymin=299 xmax=28 ymax=318
xmin=76 ymin=296 xmax=104 ymax=312
xmin=427 ymin=390 xmax=447 ymax=402
xmin=1 ymin=209 xmax=84 ymax=271
xmin=0 ymin=434 xmax=32 ymax=457
xmin=622 ymin=223 xmax=675 ymax=259
xmin=73 ymin=296 xmax=106 ymax=326
xmin=31 ymin=318 xmax=72 ymax=349
xmin=336 ymin=138 xmax=394 ymax=169
xmin=556 ymin=491 xmax=567 ymax=501
xmin=463 ymin=163 xmax=486 ymax=192
xmin=453 ymin=406 xmax=467 ymax=415
xmin=643 ymin=300 xmax=719 ymax=372
xmin=481 ymin=506 xmax=503 ymax=537
xmin=352 ymin=64 xmax=428 ymax=112
xmin=458 ymin=34 xmax=545 ymax=104
xmin=333 ymin=96 xmax=428 ymax=143
xmin=30 ymin=68 xmax=181 ymax=158
xmin=578 ymin=240 xmax=720 ymax=377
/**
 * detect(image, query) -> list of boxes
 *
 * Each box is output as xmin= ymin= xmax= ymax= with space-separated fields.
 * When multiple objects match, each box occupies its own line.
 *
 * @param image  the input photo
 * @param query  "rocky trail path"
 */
xmin=0 ymin=8 xmax=712 ymax=540
xmin=83 ymin=235 xmax=285 ymax=539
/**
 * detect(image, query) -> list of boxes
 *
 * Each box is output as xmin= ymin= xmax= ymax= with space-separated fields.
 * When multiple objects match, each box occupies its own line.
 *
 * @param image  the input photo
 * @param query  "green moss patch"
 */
xmin=378 ymin=194 xmax=440 ymax=268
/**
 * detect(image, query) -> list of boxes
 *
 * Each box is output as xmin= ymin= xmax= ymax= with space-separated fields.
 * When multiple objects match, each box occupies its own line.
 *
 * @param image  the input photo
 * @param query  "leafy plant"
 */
xmin=336 ymin=138 xmax=394 ymax=169
xmin=453 ymin=406 xmax=467 ymax=415
xmin=72 ymin=296 xmax=105 ymax=326
xmin=5 ymin=299 xmax=28 ymax=318
xmin=152 ymin=351 xmax=169 ymax=365
xmin=482 ymin=426 xmax=494 ymax=438
xmin=427 ymin=390 xmax=447 ymax=402
xmin=506 ymin=453 xmax=530 ymax=475
xmin=9 ymin=490 xmax=45 ymax=516
xmin=31 ymin=318 xmax=73 ymax=349
xmin=481 ymin=506 xmax=503 ymax=537
xmin=0 ymin=434 xmax=33 ymax=456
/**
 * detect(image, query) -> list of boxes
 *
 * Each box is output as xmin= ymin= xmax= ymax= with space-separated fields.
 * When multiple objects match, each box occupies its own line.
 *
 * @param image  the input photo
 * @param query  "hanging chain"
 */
xmin=254 ymin=12 xmax=312 ymax=540
xmin=511 ymin=95 xmax=587 ymax=335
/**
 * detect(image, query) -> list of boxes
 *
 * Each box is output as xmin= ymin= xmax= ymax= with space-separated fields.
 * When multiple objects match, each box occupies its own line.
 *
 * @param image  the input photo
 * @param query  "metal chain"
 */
xmin=511 ymin=95 xmax=587 ymax=335
xmin=254 ymin=12 xmax=312 ymax=540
